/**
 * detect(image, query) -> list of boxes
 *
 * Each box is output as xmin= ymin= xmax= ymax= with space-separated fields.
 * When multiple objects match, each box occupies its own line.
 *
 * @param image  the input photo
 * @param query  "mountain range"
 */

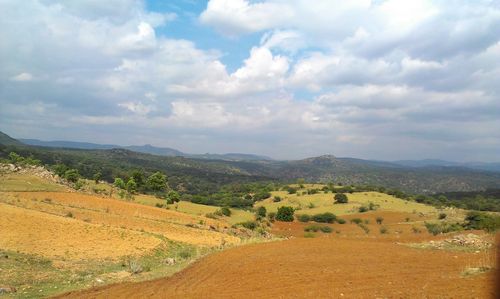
xmin=1 ymin=131 xmax=500 ymax=194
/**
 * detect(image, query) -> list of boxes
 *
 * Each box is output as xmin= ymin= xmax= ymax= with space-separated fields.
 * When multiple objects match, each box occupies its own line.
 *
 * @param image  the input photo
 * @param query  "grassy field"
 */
xmin=255 ymin=189 xmax=438 ymax=216
xmin=0 ymin=173 xmax=66 ymax=192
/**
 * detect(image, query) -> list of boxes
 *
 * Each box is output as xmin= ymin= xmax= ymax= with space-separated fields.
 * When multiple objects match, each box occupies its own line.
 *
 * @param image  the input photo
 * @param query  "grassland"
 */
xmin=255 ymin=189 xmax=438 ymax=216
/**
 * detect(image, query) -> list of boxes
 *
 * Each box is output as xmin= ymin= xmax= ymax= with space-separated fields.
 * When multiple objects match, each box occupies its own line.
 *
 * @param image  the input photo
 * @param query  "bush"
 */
xmin=336 ymin=218 xmax=346 ymax=224
xmin=358 ymin=206 xmax=368 ymax=213
xmin=311 ymin=212 xmax=336 ymax=223
xmin=276 ymin=206 xmax=295 ymax=222
xmin=220 ymin=207 xmax=232 ymax=217
xmin=424 ymin=222 xmax=463 ymax=235
xmin=350 ymin=218 xmax=362 ymax=224
xmin=464 ymin=211 xmax=500 ymax=232
xmin=379 ymin=227 xmax=388 ymax=234
xmin=240 ymin=221 xmax=257 ymax=230
xmin=304 ymin=232 xmax=316 ymax=238
xmin=297 ymin=214 xmax=311 ymax=222
xmin=376 ymin=217 xmax=384 ymax=225
xmin=438 ymin=213 xmax=447 ymax=220
xmin=304 ymin=224 xmax=320 ymax=232
xmin=268 ymin=212 xmax=276 ymax=222
xmin=256 ymin=206 xmax=267 ymax=218
xmin=334 ymin=193 xmax=348 ymax=204
xmin=273 ymin=196 xmax=282 ymax=202
xmin=320 ymin=226 xmax=333 ymax=233
xmin=64 ymin=169 xmax=80 ymax=183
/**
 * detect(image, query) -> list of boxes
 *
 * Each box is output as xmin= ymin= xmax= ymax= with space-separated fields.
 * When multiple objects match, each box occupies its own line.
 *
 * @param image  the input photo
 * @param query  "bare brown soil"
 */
xmin=58 ymin=210 xmax=496 ymax=298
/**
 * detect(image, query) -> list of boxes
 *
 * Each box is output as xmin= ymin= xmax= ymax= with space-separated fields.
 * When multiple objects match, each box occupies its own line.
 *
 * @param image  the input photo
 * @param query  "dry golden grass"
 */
xmin=1 ymin=191 xmax=240 ymax=247
xmin=0 ymin=203 xmax=161 ymax=260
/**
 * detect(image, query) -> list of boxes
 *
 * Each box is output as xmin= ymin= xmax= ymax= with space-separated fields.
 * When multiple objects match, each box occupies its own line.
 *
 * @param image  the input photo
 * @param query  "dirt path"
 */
xmin=58 ymin=234 xmax=495 ymax=298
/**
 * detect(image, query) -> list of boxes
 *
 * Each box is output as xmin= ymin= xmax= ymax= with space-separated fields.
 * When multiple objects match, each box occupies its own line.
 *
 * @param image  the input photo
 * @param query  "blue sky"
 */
xmin=1 ymin=0 xmax=499 ymax=161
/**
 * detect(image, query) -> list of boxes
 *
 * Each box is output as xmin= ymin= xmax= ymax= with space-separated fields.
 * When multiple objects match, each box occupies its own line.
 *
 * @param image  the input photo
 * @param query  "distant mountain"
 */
xmin=393 ymin=159 xmax=500 ymax=173
xmin=3 ymin=132 xmax=500 ymax=194
xmin=18 ymin=138 xmax=270 ymax=161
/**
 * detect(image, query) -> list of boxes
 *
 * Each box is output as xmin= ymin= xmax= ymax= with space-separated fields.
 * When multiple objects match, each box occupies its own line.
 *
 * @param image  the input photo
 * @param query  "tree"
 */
xmin=334 ymin=193 xmax=348 ymax=204
xmin=147 ymin=171 xmax=167 ymax=192
xmin=276 ymin=206 xmax=294 ymax=222
xmin=167 ymin=190 xmax=180 ymax=203
xmin=126 ymin=178 xmax=137 ymax=193
xmin=64 ymin=169 xmax=80 ymax=183
xmin=114 ymin=177 xmax=125 ymax=189
xmin=8 ymin=152 xmax=23 ymax=164
xmin=93 ymin=171 xmax=102 ymax=184
xmin=256 ymin=206 xmax=267 ymax=218
xmin=131 ymin=170 xmax=145 ymax=188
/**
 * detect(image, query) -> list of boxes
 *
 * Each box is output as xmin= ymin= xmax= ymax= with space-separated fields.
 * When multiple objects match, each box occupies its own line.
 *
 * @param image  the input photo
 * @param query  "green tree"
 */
xmin=334 ymin=193 xmax=348 ymax=204
xmin=64 ymin=169 xmax=80 ymax=183
xmin=93 ymin=171 xmax=102 ymax=184
xmin=114 ymin=177 xmax=125 ymax=189
xmin=276 ymin=206 xmax=294 ymax=222
xmin=147 ymin=171 xmax=167 ymax=192
xmin=126 ymin=178 xmax=137 ymax=193
xmin=131 ymin=170 xmax=145 ymax=188
xmin=167 ymin=190 xmax=180 ymax=203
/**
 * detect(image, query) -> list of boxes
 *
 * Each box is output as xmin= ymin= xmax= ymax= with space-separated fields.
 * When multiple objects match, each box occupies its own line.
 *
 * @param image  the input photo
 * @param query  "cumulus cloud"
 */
xmin=1 ymin=0 xmax=499 ymax=161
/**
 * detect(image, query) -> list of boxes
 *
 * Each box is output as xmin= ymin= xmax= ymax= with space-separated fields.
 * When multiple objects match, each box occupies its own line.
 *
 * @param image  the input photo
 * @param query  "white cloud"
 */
xmin=1 ymin=0 xmax=500 ymax=161
xmin=10 ymin=72 xmax=33 ymax=81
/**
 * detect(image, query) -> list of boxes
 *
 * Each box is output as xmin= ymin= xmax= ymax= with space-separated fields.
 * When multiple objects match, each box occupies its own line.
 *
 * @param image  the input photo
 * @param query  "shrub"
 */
xmin=256 ymin=206 xmax=267 ymax=218
xmin=220 ymin=207 xmax=232 ymax=217
xmin=379 ymin=227 xmax=388 ymax=234
xmin=312 ymin=212 xmax=336 ymax=223
xmin=350 ymin=218 xmax=362 ymax=224
xmin=304 ymin=232 xmax=315 ymax=238
xmin=320 ymin=226 xmax=333 ymax=233
xmin=128 ymin=260 xmax=143 ymax=274
xmin=240 ymin=221 xmax=257 ymax=230
xmin=358 ymin=206 xmax=368 ymax=213
xmin=273 ymin=196 xmax=282 ymax=202
xmin=334 ymin=193 xmax=348 ymax=204
xmin=358 ymin=223 xmax=370 ymax=234
xmin=376 ymin=217 xmax=384 ymax=225
xmin=65 ymin=212 xmax=73 ymax=218
xmin=74 ymin=179 xmax=83 ymax=190
xmin=64 ymin=169 xmax=80 ymax=183
xmin=438 ymin=213 xmax=447 ymax=220
xmin=424 ymin=222 xmax=463 ymax=236
xmin=155 ymin=203 xmax=164 ymax=208
xmin=297 ymin=214 xmax=311 ymax=222
xmin=276 ymin=206 xmax=295 ymax=222
xmin=412 ymin=226 xmax=422 ymax=234
xmin=205 ymin=213 xmax=218 ymax=219
xmin=336 ymin=218 xmax=346 ymax=224
xmin=464 ymin=211 xmax=500 ymax=232
xmin=304 ymin=225 xmax=320 ymax=232
xmin=268 ymin=212 xmax=276 ymax=222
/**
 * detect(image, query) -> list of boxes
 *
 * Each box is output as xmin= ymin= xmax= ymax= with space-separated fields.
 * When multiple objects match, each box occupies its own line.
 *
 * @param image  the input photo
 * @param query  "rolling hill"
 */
xmin=2 ymin=131 xmax=500 ymax=194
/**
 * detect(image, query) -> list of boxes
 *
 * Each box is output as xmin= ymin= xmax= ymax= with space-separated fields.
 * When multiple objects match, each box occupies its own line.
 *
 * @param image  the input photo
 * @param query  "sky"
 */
xmin=1 ymin=0 xmax=499 ymax=161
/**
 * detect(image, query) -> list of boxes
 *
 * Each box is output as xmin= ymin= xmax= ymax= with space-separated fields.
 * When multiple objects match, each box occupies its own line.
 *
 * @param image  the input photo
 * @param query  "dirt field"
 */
xmin=59 ymin=210 xmax=497 ymax=299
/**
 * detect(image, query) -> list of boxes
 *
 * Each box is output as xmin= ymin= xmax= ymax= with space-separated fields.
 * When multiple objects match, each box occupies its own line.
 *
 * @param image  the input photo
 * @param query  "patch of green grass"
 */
xmin=0 ymin=174 xmax=65 ymax=192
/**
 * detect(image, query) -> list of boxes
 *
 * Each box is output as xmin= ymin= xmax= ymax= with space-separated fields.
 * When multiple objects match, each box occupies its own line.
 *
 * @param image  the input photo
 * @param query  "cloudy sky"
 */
xmin=1 ymin=0 xmax=499 ymax=161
